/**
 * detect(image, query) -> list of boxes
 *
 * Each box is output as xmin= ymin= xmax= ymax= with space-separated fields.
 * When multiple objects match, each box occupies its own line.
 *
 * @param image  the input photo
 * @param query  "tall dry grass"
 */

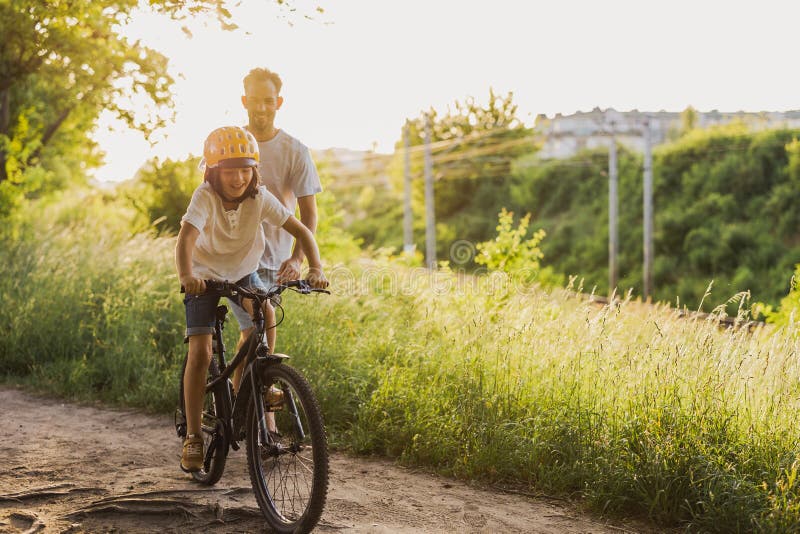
xmin=3 ymin=191 xmax=800 ymax=530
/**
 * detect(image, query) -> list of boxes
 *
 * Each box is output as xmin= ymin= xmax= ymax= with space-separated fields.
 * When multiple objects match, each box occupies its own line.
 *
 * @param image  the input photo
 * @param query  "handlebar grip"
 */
xmin=204 ymin=280 xmax=227 ymax=292
xmin=180 ymin=280 xmax=221 ymax=294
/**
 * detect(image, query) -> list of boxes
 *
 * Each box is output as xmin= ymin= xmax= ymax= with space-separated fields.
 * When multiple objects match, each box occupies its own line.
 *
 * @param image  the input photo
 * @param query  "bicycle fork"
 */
xmin=252 ymin=363 xmax=306 ymax=447
xmin=250 ymin=371 xmax=271 ymax=447
xmin=284 ymin=385 xmax=306 ymax=441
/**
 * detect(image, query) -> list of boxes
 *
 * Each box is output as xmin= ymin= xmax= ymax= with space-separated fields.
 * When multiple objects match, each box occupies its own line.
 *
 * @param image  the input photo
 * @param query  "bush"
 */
xmin=759 ymin=264 xmax=800 ymax=328
xmin=475 ymin=208 xmax=562 ymax=286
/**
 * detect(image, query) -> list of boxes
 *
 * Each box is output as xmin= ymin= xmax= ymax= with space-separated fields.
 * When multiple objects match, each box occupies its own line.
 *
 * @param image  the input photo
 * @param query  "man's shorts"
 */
xmin=229 ymin=268 xmax=279 ymax=331
xmin=184 ymin=272 xmax=268 ymax=337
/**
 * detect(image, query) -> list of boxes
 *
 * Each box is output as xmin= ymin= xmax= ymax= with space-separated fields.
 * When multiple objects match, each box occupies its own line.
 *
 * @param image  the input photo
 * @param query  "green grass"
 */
xmin=1 ymin=192 xmax=184 ymax=411
xmin=3 ymin=191 xmax=800 ymax=531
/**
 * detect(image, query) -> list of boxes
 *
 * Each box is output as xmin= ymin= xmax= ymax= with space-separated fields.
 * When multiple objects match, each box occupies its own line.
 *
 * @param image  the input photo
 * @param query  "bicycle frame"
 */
xmin=202 ymin=283 xmax=308 ymax=457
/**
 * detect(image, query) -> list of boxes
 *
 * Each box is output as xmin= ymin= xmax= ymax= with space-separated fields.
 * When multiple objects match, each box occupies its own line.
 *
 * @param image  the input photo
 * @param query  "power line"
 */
xmin=323 ymin=134 xmax=540 ymax=179
xmin=317 ymin=124 xmax=796 ymax=170
xmin=315 ymin=126 xmax=536 ymax=167
xmin=431 ymin=135 xmax=537 ymax=165
xmin=320 ymin=133 xmax=784 ymax=191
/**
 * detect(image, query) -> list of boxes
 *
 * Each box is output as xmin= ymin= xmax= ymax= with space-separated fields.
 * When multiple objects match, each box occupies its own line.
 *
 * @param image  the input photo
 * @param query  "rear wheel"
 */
xmin=180 ymin=355 xmax=229 ymax=485
xmin=246 ymin=363 xmax=328 ymax=534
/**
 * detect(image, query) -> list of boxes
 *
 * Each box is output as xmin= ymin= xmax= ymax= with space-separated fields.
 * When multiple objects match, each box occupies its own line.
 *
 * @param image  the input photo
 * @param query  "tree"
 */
xmin=0 ymin=0 xmax=264 ymax=217
xmin=400 ymin=89 xmax=533 ymax=184
xmin=123 ymin=156 xmax=202 ymax=234
xmin=366 ymin=89 xmax=537 ymax=260
xmin=510 ymin=126 xmax=800 ymax=309
xmin=680 ymin=105 xmax=698 ymax=134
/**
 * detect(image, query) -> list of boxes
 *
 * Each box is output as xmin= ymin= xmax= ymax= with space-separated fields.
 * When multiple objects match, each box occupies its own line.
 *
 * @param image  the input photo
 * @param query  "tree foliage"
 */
xmin=347 ymin=119 xmax=800 ymax=309
xmin=0 ymin=0 xmax=239 ymax=218
xmin=344 ymin=89 xmax=537 ymax=262
xmin=510 ymin=125 xmax=800 ymax=309
xmin=122 ymin=156 xmax=201 ymax=234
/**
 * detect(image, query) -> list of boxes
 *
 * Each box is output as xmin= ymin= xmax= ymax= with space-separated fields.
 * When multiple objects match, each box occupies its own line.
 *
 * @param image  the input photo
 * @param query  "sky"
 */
xmin=90 ymin=0 xmax=800 ymax=183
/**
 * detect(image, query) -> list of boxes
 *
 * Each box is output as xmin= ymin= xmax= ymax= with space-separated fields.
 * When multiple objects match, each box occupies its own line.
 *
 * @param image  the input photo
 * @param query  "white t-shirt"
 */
xmin=181 ymin=182 xmax=292 ymax=281
xmin=256 ymin=130 xmax=322 ymax=270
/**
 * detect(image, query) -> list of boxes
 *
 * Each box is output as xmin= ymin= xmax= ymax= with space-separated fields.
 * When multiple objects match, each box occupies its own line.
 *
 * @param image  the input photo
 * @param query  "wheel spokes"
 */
xmin=257 ymin=379 xmax=316 ymax=522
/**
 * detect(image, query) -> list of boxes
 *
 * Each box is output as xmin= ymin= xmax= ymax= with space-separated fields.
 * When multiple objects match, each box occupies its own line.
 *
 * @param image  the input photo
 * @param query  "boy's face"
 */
xmin=218 ymin=167 xmax=253 ymax=200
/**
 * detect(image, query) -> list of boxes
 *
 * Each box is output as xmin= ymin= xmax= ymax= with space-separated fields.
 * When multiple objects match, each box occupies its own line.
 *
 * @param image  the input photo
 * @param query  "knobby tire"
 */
xmin=246 ymin=363 xmax=328 ymax=534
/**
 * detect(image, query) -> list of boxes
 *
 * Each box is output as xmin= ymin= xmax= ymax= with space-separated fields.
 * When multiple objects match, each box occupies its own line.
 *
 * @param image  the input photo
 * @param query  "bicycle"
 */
xmin=175 ymin=279 xmax=329 ymax=534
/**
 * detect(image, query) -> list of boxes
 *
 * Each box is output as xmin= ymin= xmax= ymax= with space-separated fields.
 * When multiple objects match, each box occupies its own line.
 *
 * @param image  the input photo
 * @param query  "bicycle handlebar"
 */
xmin=181 ymin=279 xmax=330 ymax=302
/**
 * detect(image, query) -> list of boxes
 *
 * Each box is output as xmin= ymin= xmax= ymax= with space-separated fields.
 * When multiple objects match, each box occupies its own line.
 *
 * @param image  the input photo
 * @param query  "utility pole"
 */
xmin=423 ymin=113 xmax=437 ymax=269
xmin=403 ymin=121 xmax=414 ymax=254
xmin=642 ymin=117 xmax=653 ymax=300
xmin=608 ymin=127 xmax=618 ymax=295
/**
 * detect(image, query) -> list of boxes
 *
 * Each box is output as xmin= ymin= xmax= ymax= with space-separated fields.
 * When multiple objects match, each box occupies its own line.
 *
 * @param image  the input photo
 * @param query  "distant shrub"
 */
xmin=475 ymin=208 xmax=562 ymax=286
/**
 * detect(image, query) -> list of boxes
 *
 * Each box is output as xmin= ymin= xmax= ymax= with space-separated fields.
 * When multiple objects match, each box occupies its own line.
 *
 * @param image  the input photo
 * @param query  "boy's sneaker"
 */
xmin=264 ymin=385 xmax=284 ymax=411
xmin=181 ymin=434 xmax=204 ymax=472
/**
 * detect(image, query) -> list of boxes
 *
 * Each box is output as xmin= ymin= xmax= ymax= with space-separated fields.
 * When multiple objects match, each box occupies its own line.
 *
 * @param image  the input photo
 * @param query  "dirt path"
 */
xmin=0 ymin=386 xmax=650 ymax=533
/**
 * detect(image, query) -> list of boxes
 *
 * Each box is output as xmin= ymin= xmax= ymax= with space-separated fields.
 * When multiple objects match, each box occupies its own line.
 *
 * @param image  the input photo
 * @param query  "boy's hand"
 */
xmin=181 ymin=275 xmax=206 ymax=295
xmin=277 ymin=257 xmax=302 ymax=284
xmin=306 ymin=268 xmax=329 ymax=289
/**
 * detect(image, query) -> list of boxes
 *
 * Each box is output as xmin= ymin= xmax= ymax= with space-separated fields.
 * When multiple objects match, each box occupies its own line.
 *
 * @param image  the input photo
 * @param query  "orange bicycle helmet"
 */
xmin=203 ymin=126 xmax=259 ymax=168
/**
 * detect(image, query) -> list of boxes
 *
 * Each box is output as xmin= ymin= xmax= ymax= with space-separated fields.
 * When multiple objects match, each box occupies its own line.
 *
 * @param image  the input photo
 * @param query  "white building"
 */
xmin=534 ymin=108 xmax=800 ymax=159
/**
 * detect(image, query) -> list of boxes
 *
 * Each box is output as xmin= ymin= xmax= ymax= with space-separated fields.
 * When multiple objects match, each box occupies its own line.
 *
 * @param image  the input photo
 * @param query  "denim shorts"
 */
xmin=229 ymin=268 xmax=279 ymax=331
xmin=184 ymin=272 xmax=267 ymax=337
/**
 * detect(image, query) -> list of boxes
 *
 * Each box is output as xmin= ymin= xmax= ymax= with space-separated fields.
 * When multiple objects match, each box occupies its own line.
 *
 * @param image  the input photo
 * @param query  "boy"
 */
xmin=175 ymin=126 xmax=328 ymax=472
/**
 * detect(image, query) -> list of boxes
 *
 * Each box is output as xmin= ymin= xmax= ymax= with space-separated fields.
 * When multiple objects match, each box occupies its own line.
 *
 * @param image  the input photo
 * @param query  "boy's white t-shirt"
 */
xmin=181 ymin=182 xmax=292 ymax=282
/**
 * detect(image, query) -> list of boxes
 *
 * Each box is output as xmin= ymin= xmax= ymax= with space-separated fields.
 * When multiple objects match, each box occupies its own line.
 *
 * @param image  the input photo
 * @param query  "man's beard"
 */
xmin=248 ymin=111 xmax=273 ymax=135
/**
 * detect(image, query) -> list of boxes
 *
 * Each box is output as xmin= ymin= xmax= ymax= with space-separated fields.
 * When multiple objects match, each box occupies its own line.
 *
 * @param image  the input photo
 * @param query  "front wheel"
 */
xmin=246 ymin=363 xmax=328 ymax=534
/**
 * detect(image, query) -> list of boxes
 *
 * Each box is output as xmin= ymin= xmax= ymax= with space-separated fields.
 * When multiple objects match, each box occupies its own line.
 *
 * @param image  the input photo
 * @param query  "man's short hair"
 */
xmin=243 ymin=68 xmax=283 ymax=95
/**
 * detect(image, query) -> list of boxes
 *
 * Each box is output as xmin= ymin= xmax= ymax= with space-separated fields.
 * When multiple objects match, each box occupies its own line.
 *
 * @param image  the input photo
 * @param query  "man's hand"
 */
xmin=181 ymin=275 xmax=206 ymax=295
xmin=277 ymin=257 xmax=302 ymax=284
xmin=306 ymin=267 xmax=329 ymax=289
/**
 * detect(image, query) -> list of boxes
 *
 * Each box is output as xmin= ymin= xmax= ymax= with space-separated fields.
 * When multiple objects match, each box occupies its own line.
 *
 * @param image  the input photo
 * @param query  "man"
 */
xmin=228 ymin=67 xmax=323 ymax=364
